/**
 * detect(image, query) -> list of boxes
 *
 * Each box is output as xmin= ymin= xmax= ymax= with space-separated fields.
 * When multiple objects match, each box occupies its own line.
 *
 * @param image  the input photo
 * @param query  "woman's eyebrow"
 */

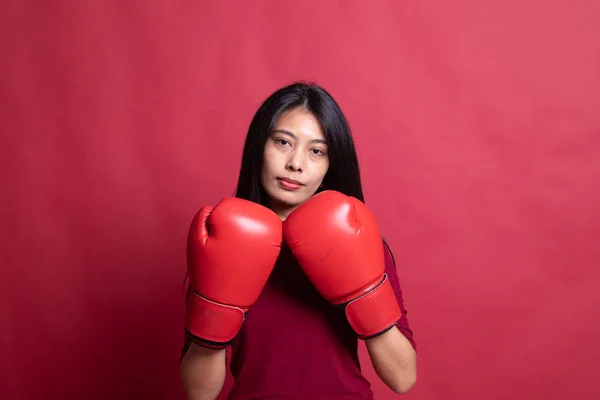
xmin=272 ymin=129 xmax=328 ymax=145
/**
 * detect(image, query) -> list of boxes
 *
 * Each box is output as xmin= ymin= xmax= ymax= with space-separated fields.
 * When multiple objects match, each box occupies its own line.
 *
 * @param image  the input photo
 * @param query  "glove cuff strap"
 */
xmin=184 ymin=291 xmax=246 ymax=349
xmin=344 ymin=274 xmax=402 ymax=339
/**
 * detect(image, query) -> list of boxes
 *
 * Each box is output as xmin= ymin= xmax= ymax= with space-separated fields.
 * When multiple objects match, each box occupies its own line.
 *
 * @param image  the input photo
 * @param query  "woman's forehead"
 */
xmin=274 ymin=109 xmax=325 ymax=141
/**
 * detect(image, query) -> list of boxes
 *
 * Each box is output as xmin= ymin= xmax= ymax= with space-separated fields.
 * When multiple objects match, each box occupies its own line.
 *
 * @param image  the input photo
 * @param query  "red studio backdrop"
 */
xmin=2 ymin=1 xmax=599 ymax=399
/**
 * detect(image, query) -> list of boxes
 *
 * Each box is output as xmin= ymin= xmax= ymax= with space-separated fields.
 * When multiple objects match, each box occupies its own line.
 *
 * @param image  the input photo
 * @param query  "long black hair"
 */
xmin=232 ymin=81 xmax=398 ymax=265
xmin=234 ymin=81 xmax=365 ymax=204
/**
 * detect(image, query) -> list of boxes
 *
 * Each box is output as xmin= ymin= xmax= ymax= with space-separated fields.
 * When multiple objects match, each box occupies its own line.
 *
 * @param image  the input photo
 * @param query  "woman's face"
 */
xmin=261 ymin=107 xmax=330 ymax=219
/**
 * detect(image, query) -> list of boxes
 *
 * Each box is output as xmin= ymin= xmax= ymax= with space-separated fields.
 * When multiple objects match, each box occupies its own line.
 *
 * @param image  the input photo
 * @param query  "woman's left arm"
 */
xmin=366 ymin=240 xmax=418 ymax=393
xmin=365 ymin=326 xmax=417 ymax=394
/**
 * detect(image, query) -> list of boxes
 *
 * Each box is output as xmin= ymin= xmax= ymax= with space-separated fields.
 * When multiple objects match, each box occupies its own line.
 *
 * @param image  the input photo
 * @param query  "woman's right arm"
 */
xmin=180 ymin=341 xmax=227 ymax=400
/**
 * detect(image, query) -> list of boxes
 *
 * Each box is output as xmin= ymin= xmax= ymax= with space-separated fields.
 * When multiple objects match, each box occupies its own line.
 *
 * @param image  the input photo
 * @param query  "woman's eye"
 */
xmin=311 ymin=148 xmax=324 ymax=155
xmin=276 ymin=138 xmax=289 ymax=146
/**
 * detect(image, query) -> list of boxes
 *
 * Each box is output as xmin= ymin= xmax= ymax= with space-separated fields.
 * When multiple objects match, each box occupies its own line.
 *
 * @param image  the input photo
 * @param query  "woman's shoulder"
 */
xmin=382 ymin=237 xmax=398 ymax=270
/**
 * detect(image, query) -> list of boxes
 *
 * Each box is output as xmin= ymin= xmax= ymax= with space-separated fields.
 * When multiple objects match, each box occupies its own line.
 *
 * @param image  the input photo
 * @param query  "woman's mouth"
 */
xmin=278 ymin=178 xmax=304 ymax=191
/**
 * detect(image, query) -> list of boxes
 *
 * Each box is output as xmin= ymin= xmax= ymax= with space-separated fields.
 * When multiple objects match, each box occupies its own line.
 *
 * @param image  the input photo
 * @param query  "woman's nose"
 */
xmin=286 ymin=149 xmax=305 ymax=172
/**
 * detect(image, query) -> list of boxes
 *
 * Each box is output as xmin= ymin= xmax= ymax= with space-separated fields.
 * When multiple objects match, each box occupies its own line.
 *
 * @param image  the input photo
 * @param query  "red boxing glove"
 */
xmin=283 ymin=190 xmax=401 ymax=339
xmin=185 ymin=197 xmax=282 ymax=348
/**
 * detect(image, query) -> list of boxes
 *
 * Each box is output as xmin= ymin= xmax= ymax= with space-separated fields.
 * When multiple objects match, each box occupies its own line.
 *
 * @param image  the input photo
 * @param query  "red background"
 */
xmin=2 ymin=1 xmax=599 ymax=399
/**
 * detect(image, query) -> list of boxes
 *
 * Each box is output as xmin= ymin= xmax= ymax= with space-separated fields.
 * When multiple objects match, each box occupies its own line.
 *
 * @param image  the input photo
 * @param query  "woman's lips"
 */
xmin=278 ymin=178 xmax=303 ymax=190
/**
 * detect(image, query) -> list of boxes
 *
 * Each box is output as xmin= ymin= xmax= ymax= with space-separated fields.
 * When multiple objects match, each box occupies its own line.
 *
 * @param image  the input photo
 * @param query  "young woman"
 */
xmin=180 ymin=82 xmax=417 ymax=400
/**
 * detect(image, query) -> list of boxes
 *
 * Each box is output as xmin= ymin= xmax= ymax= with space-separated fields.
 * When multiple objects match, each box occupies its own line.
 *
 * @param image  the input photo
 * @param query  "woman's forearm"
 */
xmin=365 ymin=326 xmax=417 ymax=394
xmin=180 ymin=342 xmax=227 ymax=400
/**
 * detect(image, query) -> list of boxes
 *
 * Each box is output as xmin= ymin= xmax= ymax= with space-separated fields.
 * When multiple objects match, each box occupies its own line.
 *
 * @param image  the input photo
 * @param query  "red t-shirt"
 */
xmin=224 ymin=241 xmax=416 ymax=400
